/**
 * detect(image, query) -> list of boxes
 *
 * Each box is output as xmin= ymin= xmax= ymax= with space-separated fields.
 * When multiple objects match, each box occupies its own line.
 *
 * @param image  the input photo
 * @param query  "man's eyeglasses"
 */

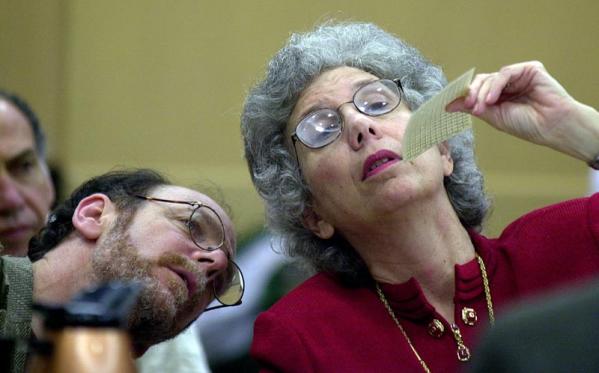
xmin=291 ymin=78 xmax=403 ymax=149
xmin=135 ymin=195 xmax=244 ymax=311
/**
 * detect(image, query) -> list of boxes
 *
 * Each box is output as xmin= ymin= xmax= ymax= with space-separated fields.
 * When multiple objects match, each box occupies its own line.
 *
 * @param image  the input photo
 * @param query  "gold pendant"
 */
xmin=450 ymin=324 xmax=471 ymax=362
xmin=457 ymin=344 xmax=471 ymax=362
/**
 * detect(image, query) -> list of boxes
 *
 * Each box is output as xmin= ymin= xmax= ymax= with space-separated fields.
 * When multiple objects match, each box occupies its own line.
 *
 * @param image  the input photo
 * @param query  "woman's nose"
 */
xmin=339 ymin=104 xmax=381 ymax=150
xmin=190 ymin=248 xmax=229 ymax=282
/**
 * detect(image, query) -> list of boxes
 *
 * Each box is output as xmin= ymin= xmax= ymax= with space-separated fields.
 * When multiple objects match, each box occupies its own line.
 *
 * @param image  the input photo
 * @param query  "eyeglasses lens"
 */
xmin=354 ymin=80 xmax=401 ymax=116
xmin=189 ymin=206 xmax=225 ymax=251
xmin=214 ymin=261 xmax=245 ymax=305
xmin=296 ymin=109 xmax=342 ymax=148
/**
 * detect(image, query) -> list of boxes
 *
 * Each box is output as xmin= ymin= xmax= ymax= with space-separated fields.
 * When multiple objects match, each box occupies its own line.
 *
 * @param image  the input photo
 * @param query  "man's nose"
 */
xmin=339 ymin=104 xmax=382 ymax=150
xmin=190 ymin=248 xmax=229 ymax=281
xmin=0 ymin=174 xmax=26 ymax=214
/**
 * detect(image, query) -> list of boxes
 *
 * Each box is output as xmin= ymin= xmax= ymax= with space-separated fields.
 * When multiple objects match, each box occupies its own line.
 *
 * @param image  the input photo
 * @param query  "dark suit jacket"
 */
xmin=471 ymin=279 xmax=599 ymax=373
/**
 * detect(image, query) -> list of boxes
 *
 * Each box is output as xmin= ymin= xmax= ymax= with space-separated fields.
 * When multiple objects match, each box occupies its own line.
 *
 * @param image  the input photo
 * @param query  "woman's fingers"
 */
xmin=473 ymin=75 xmax=496 ymax=115
xmin=484 ymin=72 xmax=511 ymax=105
xmin=448 ymin=61 xmax=557 ymax=123
xmin=464 ymin=73 xmax=489 ymax=109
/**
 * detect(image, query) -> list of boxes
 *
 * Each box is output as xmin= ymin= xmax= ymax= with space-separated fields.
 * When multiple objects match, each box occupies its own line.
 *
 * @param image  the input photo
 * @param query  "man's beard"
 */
xmin=90 ymin=216 xmax=208 ymax=352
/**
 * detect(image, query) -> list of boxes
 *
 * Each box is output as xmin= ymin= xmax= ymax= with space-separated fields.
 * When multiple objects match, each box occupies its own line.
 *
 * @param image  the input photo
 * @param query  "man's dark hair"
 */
xmin=0 ymin=90 xmax=47 ymax=159
xmin=28 ymin=169 xmax=170 ymax=261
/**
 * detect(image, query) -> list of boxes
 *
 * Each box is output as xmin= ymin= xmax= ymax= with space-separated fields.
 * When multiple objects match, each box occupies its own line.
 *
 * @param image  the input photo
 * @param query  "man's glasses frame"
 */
xmin=134 ymin=195 xmax=244 ymax=311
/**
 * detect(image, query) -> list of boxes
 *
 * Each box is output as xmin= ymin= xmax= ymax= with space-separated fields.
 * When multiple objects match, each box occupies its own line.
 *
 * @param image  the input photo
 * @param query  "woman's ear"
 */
xmin=301 ymin=207 xmax=335 ymax=240
xmin=438 ymin=141 xmax=454 ymax=177
xmin=71 ymin=193 xmax=112 ymax=240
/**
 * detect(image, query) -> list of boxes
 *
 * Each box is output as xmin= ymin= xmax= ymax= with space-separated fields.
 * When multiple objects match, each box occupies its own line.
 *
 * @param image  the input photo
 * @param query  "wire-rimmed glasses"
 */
xmin=291 ymin=78 xmax=403 ymax=150
xmin=134 ymin=195 xmax=244 ymax=311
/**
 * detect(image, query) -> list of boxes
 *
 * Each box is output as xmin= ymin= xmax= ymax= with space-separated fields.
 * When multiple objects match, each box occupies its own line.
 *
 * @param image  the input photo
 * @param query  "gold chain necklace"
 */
xmin=375 ymin=254 xmax=494 ymax=373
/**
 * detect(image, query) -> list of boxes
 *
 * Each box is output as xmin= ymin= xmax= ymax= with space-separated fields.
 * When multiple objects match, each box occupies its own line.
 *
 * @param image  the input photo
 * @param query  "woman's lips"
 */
xmin=362 ymin=149 xmax=402 ymax=180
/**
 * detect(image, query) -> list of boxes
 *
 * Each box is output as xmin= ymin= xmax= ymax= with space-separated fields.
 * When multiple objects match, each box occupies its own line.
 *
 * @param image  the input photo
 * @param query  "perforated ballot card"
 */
xmin=402 ymin=68 xmax=475 ymax=161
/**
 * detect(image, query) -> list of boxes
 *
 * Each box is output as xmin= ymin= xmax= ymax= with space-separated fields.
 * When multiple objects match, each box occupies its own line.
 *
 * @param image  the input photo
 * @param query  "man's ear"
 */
xmin=301 ymin=207 xmax=335 ymax=240
xmin=72 ymin=193 xmax=112 ymax=240
xmin=438 ymin=141 xmax=454 ymax=177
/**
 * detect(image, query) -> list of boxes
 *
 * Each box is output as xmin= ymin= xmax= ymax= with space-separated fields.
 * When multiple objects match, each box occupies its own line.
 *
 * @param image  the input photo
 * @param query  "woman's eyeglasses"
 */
xmin=291 ymin=78 xmax=403 ymax=149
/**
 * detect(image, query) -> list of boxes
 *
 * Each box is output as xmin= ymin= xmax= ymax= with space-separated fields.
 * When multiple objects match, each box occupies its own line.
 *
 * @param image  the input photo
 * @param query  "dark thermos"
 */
xmin=28 ymin=281 xmax=141 ymax=373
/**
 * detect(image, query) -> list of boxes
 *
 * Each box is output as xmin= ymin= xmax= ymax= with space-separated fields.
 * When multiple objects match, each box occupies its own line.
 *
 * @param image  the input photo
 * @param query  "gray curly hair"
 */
xmin=241 ymin=22 xmax=490 ymax=285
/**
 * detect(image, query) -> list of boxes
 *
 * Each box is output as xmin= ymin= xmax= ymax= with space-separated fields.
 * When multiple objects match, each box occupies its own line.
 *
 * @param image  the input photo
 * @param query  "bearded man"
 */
xmin=0 ymin=169 xmax=243 ymax=373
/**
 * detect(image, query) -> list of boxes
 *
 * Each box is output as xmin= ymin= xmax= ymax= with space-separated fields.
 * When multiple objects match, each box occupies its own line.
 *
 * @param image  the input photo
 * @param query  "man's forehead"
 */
xmin=0 ymin=100 xmax=30 ymax=132
xmin=150 ymin=185 xmax=230 ymax=222
xmin=0 ymin=100 xmax=36 ymax=158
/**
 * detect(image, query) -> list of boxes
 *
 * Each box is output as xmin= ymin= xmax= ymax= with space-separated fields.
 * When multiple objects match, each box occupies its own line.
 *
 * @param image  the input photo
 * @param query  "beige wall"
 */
xmin=2 ymin=0 xmax=598 ymax=237
xmin=0 ymin=0 xmax=65 ymax=161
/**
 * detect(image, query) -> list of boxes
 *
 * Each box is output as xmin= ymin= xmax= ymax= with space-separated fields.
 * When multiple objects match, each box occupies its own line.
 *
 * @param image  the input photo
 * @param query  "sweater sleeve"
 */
xmin=251 ymin=310 xmax=314 ymax=373
xmin=587 ymin=193 xmax=599 ymax=247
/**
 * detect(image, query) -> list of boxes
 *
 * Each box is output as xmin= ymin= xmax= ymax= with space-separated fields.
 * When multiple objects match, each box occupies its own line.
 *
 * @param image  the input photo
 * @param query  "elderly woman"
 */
xmin=241 ymin=22 xmax=599 ymax=372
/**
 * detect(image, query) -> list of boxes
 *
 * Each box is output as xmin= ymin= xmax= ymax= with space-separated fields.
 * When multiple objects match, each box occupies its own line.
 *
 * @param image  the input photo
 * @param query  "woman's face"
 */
xmin=287 ymin=66 xmax=453 ymax=239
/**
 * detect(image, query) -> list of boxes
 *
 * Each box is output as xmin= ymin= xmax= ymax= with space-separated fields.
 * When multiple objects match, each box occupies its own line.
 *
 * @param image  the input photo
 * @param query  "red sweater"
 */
xmin=251 ymin=195 xmax=599 ymax=372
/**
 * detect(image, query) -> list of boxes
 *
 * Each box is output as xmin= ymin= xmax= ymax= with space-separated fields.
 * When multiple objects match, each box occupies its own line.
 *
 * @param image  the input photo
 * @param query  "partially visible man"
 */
xmin=0 ymin=91 xmax=54 ymax=256
xmin=471 ymin=279 xmax=599 ymax=372
xmin=1 ymin=169 xmax=243 ymax=373
xmin=0 ymin=91 xmax=215 ymax=372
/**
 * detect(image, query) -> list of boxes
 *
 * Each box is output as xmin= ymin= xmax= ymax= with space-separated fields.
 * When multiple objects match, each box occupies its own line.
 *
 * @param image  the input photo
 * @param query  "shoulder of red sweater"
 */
xmin=261 ymin=271 xmax=372 ymax=316
xmin=497 ymin=195 xmax=596 ymax=238
xmin=469 ymin=195 xmax=598 ymax=258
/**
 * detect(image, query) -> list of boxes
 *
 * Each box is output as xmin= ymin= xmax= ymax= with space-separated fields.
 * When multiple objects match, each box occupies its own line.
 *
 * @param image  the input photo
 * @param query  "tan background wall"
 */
xmin=1 ymin=0 xmax=598 ymax=238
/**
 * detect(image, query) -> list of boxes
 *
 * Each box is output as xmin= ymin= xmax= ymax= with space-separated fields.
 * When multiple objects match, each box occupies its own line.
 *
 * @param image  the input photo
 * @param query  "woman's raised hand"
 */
xmin=447 ymin=61 xmax=599 ymax=163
